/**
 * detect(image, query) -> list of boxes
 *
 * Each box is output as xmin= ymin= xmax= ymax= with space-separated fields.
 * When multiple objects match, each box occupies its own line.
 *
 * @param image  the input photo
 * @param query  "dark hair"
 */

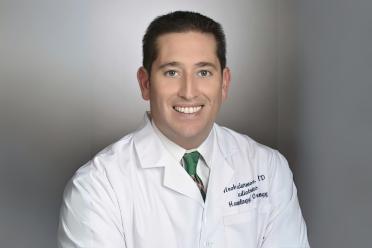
xmin=142 ymin=11 xmax=226 ymax=74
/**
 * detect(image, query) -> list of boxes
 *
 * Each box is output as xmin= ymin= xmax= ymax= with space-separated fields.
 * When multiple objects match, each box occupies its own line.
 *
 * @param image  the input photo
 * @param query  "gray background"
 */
xmin=0 ymin=0 xmax=371 ymax=247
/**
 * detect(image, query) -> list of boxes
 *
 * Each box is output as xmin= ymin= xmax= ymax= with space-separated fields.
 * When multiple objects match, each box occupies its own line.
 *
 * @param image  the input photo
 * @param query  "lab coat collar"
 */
xmin=132 ymin=113 xmax=237 ymax=206
xmin=151 ymin=116 xmax=215 ymax=170
xmin=132 ymin=113 xmax=166 ymax=168
xmin=133 ymin=113 xmax=205 ymax=205
xmin=133 ymin=113 xmax=222 ymax=168
xmin=213 ymin=122 xmax=240 ymax=160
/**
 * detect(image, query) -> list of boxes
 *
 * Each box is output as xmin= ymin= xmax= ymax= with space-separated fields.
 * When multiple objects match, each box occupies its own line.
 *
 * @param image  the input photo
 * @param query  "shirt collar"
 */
xmin=151 ymin=116 xmax=215 ymax=168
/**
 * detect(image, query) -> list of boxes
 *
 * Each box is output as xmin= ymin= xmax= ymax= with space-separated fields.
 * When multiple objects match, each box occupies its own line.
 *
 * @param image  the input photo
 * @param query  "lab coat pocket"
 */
xmin=223 ymin=206 xmax=269 ymax=248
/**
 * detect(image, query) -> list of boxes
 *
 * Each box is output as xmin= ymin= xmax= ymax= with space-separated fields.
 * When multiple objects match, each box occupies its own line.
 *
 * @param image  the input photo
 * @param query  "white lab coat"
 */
xmin=58 ymin=115 xmax=310 ymax=248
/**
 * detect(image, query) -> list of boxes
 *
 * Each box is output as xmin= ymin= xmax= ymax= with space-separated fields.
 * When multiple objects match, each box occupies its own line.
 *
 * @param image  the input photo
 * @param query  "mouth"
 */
xmin=173 ymin=105 xmax=204 ymax=114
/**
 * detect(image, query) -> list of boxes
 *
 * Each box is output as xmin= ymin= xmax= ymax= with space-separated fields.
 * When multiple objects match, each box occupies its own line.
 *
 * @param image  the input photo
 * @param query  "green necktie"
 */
xmin=183 ymin=151 xmax=206 ymax=201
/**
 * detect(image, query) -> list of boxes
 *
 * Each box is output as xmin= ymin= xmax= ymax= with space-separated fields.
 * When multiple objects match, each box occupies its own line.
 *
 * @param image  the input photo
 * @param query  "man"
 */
xmin=58 ymin=11 xmax=309 ymax=248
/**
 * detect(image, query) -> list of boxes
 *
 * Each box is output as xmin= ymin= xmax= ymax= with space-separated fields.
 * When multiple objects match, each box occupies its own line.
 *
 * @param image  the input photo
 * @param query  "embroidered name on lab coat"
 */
xmin=223 ymin=175 xmax=269 ymax=208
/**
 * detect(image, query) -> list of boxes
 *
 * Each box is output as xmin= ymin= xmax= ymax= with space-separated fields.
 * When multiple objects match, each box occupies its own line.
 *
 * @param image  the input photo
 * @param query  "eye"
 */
xmin=164 ymin=70 xmax=179 ymax=77
xmin=197 ymin=70 xmax=212 ymax=77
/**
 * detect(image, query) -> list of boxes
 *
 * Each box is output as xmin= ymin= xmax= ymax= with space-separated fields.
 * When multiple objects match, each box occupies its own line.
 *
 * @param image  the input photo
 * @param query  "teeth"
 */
xmin=174 ymin=106 xmax=202 ymax=114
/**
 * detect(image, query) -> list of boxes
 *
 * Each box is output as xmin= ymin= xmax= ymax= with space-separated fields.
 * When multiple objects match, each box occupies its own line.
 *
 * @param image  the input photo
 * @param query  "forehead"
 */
xmin=154 ymin=31 xmax=218 ymax=65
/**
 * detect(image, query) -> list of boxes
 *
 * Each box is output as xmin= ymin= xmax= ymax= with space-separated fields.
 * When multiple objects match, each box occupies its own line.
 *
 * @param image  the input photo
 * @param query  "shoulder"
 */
xmin=214 ymin=124 xmax=291 ymax=178
xmin=64 ymin=131 xmax=138 ymax=202
xmin=60 ymin=132 xmax=138 ymax=226
xmin=214 ymin=124 xmax=295 ymax=204
xmin=58 ymin=136 xmax=133 ymax=245
xmin=214 ymin=124 xmax=280 ymax=159
xmin=77 ymin=132 xmax=135 ymax=177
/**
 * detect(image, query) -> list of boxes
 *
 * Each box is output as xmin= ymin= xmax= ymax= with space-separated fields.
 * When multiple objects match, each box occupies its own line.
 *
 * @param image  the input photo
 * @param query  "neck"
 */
xmin=151 ymin=119 xmax=212 ymax=150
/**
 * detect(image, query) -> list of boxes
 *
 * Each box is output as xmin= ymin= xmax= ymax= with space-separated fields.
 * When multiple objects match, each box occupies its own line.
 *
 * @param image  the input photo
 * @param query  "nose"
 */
xmin=178 ymin=74 xmax=198 ymax=100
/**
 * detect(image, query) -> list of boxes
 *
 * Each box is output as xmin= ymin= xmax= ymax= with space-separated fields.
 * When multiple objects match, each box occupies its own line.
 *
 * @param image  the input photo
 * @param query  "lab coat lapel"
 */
xmin=207 ymin=124 xmax=235 ymax=204
xmin=207 ymin=148 xmax=234 ymax=209
xmin=205 ymin=125 xmax=236 ymax=230
xmin=205 ymin=149 xmax=235 ymax=234
xmin=133 ymin=114 xmax=204 ymax=206
xmin=163 ymin=159 xmax=204 ymax=205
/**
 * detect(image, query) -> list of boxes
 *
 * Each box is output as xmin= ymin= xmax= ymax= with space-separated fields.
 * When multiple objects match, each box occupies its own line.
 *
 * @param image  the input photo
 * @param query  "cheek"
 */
xmin=201 ymin=85 xmax=223 ymax=102
xmin=152 ymin=77 xmax=179 ymax=94
xmin=150 ymin=87 xmax=174 ymax=110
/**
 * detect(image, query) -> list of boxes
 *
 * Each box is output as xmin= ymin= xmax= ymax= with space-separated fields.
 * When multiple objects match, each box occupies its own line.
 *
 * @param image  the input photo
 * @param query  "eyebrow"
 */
xmin=158 ymin=61 xmax=218 ymax=70
xmin=195 ymin=62 xmax=218 ymax=70
xmin=158 ymin=62 xmax=182 ymax=70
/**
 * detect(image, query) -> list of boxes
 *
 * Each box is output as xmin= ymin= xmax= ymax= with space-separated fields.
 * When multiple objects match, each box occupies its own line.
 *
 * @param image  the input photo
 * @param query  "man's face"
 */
xmin=138 ymin=31 xmax=231 ymax=149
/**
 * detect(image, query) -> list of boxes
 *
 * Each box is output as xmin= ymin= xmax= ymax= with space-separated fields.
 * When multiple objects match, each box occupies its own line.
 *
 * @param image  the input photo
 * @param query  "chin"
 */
xmin=176 ymin=126 xmax=209 ymax=142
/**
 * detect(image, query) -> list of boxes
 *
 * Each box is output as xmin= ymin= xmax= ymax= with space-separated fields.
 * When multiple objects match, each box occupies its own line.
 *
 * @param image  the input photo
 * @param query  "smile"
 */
xmin=173 ymin=105 xmax=203 ymax=114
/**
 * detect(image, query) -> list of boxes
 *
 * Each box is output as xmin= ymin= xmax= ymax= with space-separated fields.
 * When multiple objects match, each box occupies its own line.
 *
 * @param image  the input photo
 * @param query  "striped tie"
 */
xmin=183 ymin=151 xmax=206 ymax=201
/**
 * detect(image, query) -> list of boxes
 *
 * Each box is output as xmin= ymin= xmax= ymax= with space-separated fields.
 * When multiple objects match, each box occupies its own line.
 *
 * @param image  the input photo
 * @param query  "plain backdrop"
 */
xmin=0 ymin=0 xmax=371 ymax=247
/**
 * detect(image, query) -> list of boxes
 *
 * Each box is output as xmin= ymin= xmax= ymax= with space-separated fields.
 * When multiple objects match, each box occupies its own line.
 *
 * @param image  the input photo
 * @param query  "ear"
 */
xmin=137 ymin=67 xmax=150 ymax=100
xmin=221 ymin=67 xmax=231 ymax=101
